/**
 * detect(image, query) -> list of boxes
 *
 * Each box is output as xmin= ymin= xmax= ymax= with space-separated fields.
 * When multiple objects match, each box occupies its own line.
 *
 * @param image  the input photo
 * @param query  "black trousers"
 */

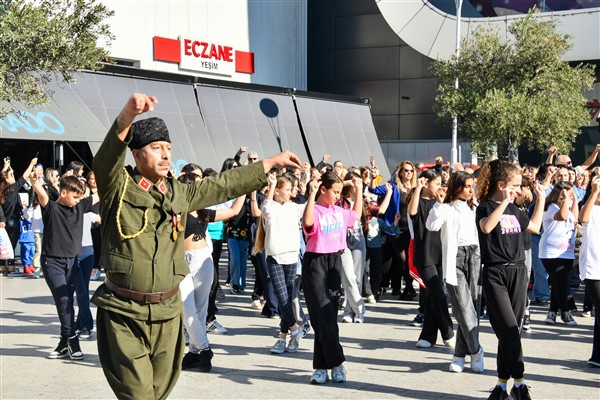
xmin=541 ymin=258 xmax=573 ymax=313
xmin=2 ymin=225 xmax=20 ymax=267
xmin=417 ymin=264 xmax=453 ymax=344
xmin=585 ymin=279 xmax=600 ymax=363
xmin=366 ymin=246 xmax=383 ymax=298
xmin=482 ymin=263 xmax=527 ymax=380
xmin=207 ymin=239 xmax=223 ymax=322
xmin=41 ymin=255 xmax=79 ymax=338
xmin=302 ymin=251 xmax=345 ymax=369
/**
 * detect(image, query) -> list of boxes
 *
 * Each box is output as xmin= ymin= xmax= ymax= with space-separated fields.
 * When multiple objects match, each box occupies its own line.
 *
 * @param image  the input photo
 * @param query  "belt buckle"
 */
xmin=143 ymin=292 xmax=162 ymax=304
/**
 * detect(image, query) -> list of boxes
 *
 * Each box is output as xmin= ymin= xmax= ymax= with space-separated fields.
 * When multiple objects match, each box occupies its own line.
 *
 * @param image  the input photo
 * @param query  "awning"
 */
xmin=294 ymin=96 xmax=390 ymax=178
xmin=71 ymin=72 xmax=216 ymax=169
xmin=2 ymin=70 xmax=386 ymax=177
xmin=0 ymin=75 xmax=106 ymax=145
xmin=194 ymin=85 xmax=310 ymax=165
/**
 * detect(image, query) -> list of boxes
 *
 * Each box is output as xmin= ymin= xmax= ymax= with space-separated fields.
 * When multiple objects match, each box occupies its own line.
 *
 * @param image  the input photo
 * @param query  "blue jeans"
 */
xmin=531 ymin=235 xmax=550 ymax=301
xmin=75 ymin=245 xmax=94 ymax=331
xmin=228 ymin=238 xmax=249 ymax=289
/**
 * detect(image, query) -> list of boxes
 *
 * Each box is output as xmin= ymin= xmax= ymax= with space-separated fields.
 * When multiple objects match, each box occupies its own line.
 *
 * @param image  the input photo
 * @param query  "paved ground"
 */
xmin=1 ymin=268 xmax=599 ymax=399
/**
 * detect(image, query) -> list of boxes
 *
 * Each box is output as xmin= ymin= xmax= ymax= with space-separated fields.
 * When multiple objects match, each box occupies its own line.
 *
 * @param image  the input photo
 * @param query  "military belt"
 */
xmin=105 ymin=278 xmax=179 ymax=304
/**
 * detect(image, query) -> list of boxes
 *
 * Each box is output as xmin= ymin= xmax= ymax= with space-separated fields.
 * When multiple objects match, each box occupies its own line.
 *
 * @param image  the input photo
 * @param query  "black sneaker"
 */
xmin=302 ymin=319 xmax=311 ymax=338
xmin=48 ymin=337 xmax=69 ymax=359
xmin=182 ymin=352 xmax=202 ymax=370
xmin=411 ymin=313 xmax=425 ymax=327
xmin=488 ymin=385 xmax=510 ymax=400
xmin=510 ymin=384 xmax=532 ymax=400
xmin=68 ymin=337 xmax=84 ymax=360
xmin=198 ymin=348 xmax=214 ymax=373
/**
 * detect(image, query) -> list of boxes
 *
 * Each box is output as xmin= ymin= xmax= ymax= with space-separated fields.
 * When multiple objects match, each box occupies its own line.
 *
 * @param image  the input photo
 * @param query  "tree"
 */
xmin=0 ymin=0 xmax=114 ymax=116
xmin=432 ymin=10 xmax=594 ymax=162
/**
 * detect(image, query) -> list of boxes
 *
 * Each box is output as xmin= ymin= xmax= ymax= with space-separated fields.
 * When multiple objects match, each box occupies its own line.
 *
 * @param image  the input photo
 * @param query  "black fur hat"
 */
xmin=128 ymin=117 xmax=171 ymax=150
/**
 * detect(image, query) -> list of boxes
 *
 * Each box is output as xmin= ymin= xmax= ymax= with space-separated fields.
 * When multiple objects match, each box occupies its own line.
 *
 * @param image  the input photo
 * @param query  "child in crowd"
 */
xmin=339 ymin=171 xmax=368 ymax=323
xmin=19 ymin=198 xmax=35 ymax=275
xmin=26 ymin=195 xmax=44 ymax=278
xmin=302 ymin=172 xmax=362 ymax=384
xmin=178 ymin=172 xmax=247 ymax=372
xmin=74 ymin=188 xmax=101 ymax=339
xmin=476 ymin=159 xmax=545 ymax=400
xmin=539 ymin=181 xmax=579 ymax=326
xmin=426 ymin=171 xmax=484 ymax=373
xmin=289 ymin=174 xmax=311 ymax=337
xmin=29 ymin=171 xmax=98 ymax=360
xmin=254 ymin=173 xmax=305 ymax=354
xmin=365 ymin=182 xmax=400 ymax=301
xmin=408 ymin=169 xmax=454 ymax=349
xmin=578 ymin=173 xmax=600 ymax=368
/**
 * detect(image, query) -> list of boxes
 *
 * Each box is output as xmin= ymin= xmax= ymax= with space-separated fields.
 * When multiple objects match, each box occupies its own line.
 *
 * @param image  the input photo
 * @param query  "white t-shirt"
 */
xmin=538 ymin=203 xmax=576 ymax=259
xmin=262 ymin=200 xmax=305 ymax=264
xmin=579 ymin=205 xmax=600 ymax=280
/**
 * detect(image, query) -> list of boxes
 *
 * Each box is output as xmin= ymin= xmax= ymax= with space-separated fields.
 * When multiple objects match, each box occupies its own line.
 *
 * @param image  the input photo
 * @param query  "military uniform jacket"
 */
xmin=91 ymin=121 xmax=267 ymax=321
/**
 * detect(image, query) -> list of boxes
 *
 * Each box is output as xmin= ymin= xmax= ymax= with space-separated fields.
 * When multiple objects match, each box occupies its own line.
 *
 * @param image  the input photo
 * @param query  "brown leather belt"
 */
xmin=104 ymin=278 xmax=179 ymax=304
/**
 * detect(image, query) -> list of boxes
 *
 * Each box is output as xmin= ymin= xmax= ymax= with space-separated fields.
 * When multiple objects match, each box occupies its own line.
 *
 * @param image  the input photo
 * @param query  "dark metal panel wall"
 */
xmin=194 ymin=86 xmax=310 ymax=167
xmin=295 ymin=96 xmax=390 ymax=177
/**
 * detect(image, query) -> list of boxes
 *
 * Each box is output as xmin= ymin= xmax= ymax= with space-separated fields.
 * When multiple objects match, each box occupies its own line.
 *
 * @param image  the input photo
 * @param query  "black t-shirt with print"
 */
xmin=476 ymin=200 xmax=530 ymax=265
xmin=41 ymin=196 xmax=93 ymax=258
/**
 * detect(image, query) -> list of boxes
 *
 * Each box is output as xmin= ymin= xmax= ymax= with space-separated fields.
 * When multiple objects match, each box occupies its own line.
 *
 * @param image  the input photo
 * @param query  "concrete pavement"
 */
xmin=1 ymin=272 xmax=599 ymax=399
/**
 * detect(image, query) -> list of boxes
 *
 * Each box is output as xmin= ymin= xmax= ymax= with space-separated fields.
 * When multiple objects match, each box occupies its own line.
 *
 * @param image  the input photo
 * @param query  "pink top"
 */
xmin=303 ymin=204 xmax=357 ymax=254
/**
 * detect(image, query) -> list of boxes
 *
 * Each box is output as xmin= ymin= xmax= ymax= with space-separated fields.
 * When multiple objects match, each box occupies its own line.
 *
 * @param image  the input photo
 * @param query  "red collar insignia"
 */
xmin=138 ymin=177 xmax=152 ymax=191
xmin=137 ymin=177 xmax=167 ymax=194
xmin=157 ymin=180 xmax=167 ymax=194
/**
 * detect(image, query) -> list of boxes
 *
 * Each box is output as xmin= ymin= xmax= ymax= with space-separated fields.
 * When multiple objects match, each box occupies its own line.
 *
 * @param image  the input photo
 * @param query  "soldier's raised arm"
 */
xmin=115 ymin=94 xmax=158 ymax=140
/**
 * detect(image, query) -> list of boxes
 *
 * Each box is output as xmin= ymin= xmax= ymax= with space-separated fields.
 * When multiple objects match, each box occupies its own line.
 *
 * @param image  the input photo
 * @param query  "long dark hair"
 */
xmin=444 ymin=171 xmax=475 ymax=208
xmin=0 ymin=170 xmax=14 ymax=205
xmin=220 ymin=158 xmax=238 ymax=172
xmin=181 ymin=163 xmax=203 ymax=177
xmin=545 ymin=181 xmax=573 ymax=211
xmin=535 ymin=163 xmax=554 ymax=182
xmin=581 ymin=170 xmax=599 ymax=206
xmin=405 ymin=169 xmax=440 ymax=204
xmin=177 ymin=173 xmax=210 ymax=222
xmin=313 ymin=172 xmax=342 ymax=201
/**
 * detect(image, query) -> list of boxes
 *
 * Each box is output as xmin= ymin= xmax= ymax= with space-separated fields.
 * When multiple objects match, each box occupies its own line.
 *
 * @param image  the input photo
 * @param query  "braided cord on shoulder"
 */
xmin=116 ymin=168 xmax=149 ymax=240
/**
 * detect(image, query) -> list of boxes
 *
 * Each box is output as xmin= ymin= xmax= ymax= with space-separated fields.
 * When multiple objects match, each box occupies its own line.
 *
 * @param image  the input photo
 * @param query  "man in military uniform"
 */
xmin=91 ymin=93 xmax=301 ymax=399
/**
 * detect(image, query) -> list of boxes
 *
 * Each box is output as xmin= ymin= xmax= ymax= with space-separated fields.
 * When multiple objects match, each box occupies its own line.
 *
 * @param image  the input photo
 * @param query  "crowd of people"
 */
xmin=1 ymin=93 xmax=599 ymax=399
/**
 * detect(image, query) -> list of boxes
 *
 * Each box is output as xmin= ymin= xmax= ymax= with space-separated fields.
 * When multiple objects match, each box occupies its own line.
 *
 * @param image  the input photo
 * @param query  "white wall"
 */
xmin=100 ymin=0 xmax=307 ymax=89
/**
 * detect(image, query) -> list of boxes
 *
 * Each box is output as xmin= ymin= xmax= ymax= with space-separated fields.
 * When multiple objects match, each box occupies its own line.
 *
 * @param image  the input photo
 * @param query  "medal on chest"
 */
xmin=171 ymin=212 xmax=184 ymax=241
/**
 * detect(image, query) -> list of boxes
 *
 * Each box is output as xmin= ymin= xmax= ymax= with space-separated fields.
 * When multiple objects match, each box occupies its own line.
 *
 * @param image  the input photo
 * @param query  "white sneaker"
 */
xmin=443 ymin=336 xmax=455 ymax=348
xmin=331 ymin=364 xmax=347 ymax=383
xmin=365 ymin=295 xmax=376 ymax=304
xmin=310 ymin=369 xmax=328 ymax=384
xmin=206 ymin=320 xmax=228 ymax=334
xmin=251 ymin=299 xmax=262 ymax=310
xmin=449 ymin=356 xmax=465 ymax=373
xmin=270 ymin=338 xmax=286 ymax=354
xmin=416 ymin=339 xmax=433 ymax=348
xmin=354 ymin=313 xmax=365 ymax=323
xmin=287 ymin=328 xmax=302 ymax=353
xmin=341 ymin=313 xmax=353 ymax=323
xmin=470 ymin=346 xmax=485 ymax=373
